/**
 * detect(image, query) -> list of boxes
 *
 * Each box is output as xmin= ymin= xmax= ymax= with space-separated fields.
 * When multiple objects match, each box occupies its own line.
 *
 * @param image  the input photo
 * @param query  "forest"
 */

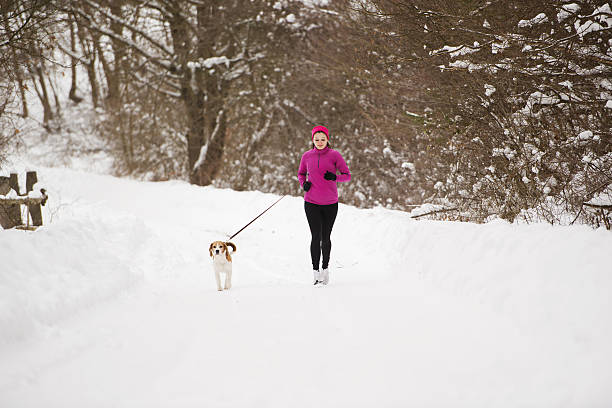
xmin=1 ymin=0 xmax=611 ymax=227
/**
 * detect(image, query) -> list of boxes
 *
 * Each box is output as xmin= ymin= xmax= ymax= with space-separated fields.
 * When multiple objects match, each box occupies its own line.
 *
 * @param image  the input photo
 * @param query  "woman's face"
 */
xmin=313 ymin=132 xmax=328 ymax=150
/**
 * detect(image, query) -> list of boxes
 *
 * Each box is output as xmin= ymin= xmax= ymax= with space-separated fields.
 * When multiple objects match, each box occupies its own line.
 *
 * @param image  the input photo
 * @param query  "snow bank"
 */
xmin=0 ymin=209 xmax=163 ymax=345
xmin=402 ymin=220 xmax=610 ymax=340
xmin=341 ymin=205 xmax=612 ymax=335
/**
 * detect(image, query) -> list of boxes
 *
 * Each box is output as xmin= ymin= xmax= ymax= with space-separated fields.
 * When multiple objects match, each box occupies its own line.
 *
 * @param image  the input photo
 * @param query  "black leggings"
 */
xmin=304 ymin=201 xmax=338 ymax=270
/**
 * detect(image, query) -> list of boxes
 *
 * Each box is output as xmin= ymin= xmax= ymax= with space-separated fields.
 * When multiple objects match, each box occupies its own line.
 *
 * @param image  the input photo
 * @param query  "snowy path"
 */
xmin=1 ymin=168 xmax=611 ymax=407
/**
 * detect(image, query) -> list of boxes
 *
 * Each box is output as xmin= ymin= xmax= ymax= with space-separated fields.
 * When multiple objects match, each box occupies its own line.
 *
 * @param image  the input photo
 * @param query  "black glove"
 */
xmin=303 ymin=181 xmax=312 ymax=192
xmin=324 ymin=171 xmax=337 ymax=181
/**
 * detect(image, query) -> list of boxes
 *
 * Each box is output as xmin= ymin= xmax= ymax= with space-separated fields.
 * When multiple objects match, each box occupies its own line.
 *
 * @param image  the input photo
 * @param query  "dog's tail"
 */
xmin=226 ymin=242 xmax=236 ymax=253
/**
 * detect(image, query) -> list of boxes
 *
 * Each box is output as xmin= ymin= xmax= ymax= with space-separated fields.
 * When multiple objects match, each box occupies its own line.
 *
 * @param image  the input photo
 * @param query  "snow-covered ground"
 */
xmin=2 ymin=132 xmax=612 ymax=406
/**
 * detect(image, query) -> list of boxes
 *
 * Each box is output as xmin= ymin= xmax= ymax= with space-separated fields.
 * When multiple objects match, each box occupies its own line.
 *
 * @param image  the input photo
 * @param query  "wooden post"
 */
xmin=0 ymin=176 xmax=10 ymax=229
xmin=0 ymin=176 xmax=9 ymax=195
xmin=8 ymin=173 xmax=19 ymax=193
xmin=26 ymin=171 xmax=43 ymax=226
xmin=26 ymin=171 xmax=37 ymax=191
xmin=4 ymin=173 xmax=22 ymax=228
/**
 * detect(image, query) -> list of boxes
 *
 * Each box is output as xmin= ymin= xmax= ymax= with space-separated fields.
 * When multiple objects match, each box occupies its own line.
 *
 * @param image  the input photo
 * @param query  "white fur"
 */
xmin=210 ymin=242 xmax=234 ymax=291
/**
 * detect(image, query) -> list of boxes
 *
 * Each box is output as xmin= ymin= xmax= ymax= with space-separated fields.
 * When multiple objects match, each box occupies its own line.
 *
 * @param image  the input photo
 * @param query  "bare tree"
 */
xmin=1 ymin=0 xmax=64 ymax=161
xmin=62 ymin=0 xmax=313 ymax=185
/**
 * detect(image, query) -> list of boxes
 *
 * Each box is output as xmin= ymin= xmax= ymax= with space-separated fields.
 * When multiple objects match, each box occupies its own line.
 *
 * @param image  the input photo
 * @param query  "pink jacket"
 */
xmin=298 ymin=147 xmax=351 ymax=205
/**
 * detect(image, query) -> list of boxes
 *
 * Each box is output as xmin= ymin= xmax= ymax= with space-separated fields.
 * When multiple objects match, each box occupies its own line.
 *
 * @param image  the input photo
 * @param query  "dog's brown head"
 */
xmin=209 ymin=241 xmax=237 ymax=262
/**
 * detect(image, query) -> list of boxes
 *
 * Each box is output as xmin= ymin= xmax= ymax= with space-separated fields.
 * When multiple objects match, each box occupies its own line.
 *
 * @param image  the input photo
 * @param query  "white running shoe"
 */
xmin=313 ymin=269 xmax=321 ymax=285
xmin=320 ymin=268 xmax=329 ymax=285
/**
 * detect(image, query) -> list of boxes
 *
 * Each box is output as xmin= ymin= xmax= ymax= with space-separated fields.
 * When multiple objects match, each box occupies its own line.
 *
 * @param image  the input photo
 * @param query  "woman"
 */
xmin=297 ymin=125 xmax=351 ymax=285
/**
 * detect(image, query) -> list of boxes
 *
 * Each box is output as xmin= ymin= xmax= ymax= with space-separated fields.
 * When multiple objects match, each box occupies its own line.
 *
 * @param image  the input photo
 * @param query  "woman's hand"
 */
xmin=324 ymin=171 xmax=337 ymax=181
xmin=303 ymin=181 xmax=312 ymax=191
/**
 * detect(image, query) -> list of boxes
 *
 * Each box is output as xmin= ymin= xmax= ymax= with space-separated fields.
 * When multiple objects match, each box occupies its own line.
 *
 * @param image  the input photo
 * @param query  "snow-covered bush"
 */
xmin=354 ymin=0 xmax=612 ymax=226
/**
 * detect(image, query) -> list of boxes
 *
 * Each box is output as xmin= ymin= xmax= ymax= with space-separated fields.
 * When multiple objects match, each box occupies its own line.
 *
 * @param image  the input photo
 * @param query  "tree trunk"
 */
xmin=29 ymin=60 xmax=54 ymax=128
xmin=68 ymin=17 xmax=83 ymax=103
xmin=167 ymin=4 xmax=209 ymax=185
xmin=105 ymin=0 xmax=125 ymax=108
xmin=190 ymin=2 xmax=228 ymax=186
xmin=95 ymin=35 xmax=115 ymax=104
xmin=48 ymin=71 xmax=61 ymax=118
xmin=18 ymin=69 xmax=28 ymax=118
xmin=74 ymin=14 xmax=99 ymax=108
xmin=196 ymin=107 xmax=227 ymax=186
xmin=186 ymin=99 xmax=205 ymax=184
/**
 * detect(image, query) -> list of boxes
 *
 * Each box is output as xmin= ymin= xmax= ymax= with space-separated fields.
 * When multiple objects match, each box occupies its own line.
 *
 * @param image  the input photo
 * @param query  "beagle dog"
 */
xmin=209 ymin=241 xmax=237 ymax=291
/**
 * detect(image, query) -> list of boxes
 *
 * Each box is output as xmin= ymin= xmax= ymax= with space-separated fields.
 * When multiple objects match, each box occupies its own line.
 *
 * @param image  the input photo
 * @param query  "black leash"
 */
xmin=228 ymin=195 xmax=286 ymax=240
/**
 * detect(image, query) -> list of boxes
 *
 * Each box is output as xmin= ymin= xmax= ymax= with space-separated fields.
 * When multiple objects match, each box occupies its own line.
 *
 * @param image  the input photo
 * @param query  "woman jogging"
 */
xmin=297 ymin=125 xmax=351 ymax=285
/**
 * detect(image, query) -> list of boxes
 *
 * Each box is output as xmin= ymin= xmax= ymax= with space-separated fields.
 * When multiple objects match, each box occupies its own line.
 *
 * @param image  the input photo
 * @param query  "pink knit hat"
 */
xmin=311 ymin=125 xmax=329 ymax=140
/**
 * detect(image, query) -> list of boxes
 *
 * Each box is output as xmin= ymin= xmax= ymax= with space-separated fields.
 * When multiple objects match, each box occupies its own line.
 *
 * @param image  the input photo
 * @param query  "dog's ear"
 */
xmin=223 ymin=242 xmax=233 ymax=262
xmin=209 ymin=242 xmax=214 ymax=258
xmin=226 ymin=242 xmax=236 ymax=253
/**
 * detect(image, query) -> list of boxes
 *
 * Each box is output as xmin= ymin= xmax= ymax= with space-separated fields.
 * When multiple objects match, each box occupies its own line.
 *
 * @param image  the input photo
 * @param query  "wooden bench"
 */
xmin=0 ymin=171 xmax=48 ymax=230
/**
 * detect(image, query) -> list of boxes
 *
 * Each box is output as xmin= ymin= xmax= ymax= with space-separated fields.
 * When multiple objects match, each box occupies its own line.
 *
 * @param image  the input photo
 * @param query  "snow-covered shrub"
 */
xmin=356 ymin=0 xmax=612 ymax=226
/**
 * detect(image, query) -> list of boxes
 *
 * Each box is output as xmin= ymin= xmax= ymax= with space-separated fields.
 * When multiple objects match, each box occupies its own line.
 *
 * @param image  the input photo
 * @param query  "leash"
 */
xmin=228 ymin=195 xmax=286 ymax=240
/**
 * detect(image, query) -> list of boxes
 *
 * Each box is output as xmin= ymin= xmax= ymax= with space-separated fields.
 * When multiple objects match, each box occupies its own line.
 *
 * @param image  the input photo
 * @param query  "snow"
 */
xmin=557 ymin=3 xmax=580 ymax=23
xmin=448 ymin=60 xmax=483 ymax=72
xmin=187 ymin=56 xmax=230 ymax=71
xmin=298 ymin=0 xmax=330 ymax=7
xmin=493 ymin=147 xmax=517 ymax=160
xmin=578 ymin=130 xmax=593 ymax=140
xmin=520 ymin=91 xmax=567 ymax=115
xmin=202 ymin=56 xmax=230 ymax=69
xmin=2 ymin=189 xmax=18 ymax=199
xmin=574 ymin=9 xmax=610 ymax=41
xmin=1 ymin=133 xmax=612 ymax=406
xmin=401 ymin=162 xmax=415 ymax=172
xmin=586 ymin=187 xmax=612 ymax=206
xmin=491 ymin=40 xmax=510 ymax=54
xmin=594 ymin=3 xmax=612 ymax=24
xmin=409 ymin=203 xmax=448 ymax=217
xmin=518 ymin=13 xmax=549 ymax=28
xmin=192 ymin=143 xmax=208 ymax=172
xmin=433 ymin=44 xmax=479 ymax=58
